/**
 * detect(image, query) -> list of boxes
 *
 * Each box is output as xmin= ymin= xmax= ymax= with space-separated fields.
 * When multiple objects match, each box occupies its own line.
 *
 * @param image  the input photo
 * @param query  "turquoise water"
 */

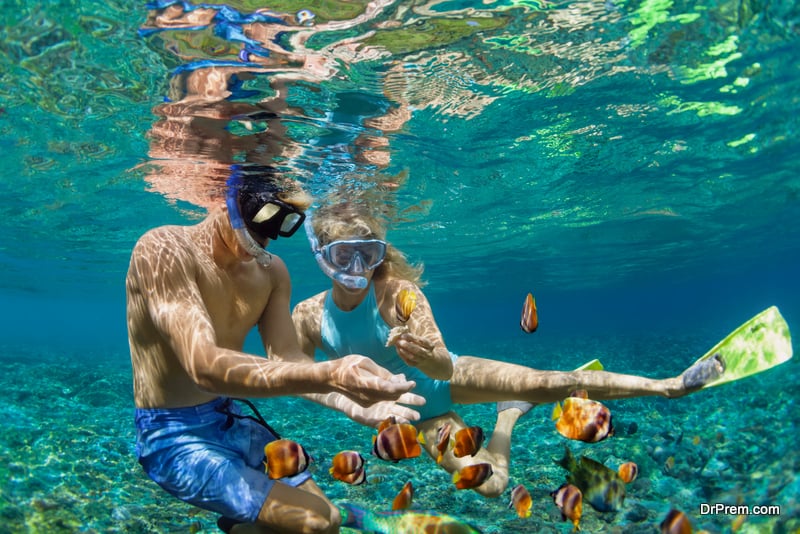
xmin=1 ymin=0 xmax=799 ymax=532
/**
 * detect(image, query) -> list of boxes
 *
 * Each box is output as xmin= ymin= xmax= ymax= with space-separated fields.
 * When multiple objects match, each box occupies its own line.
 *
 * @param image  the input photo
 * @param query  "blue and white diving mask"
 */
xmin=304 ymin=216 xmax=386 ymax=289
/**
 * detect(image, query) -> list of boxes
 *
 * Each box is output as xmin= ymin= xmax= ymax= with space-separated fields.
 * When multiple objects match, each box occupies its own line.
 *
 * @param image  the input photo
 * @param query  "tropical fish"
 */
xmin=330 ymin=450 xmax=366 ymax=485
xmin=509 ymin=484 xmax=532 ymax=519
xmin=435 ymin=423 xmax=452 ymax=463
xmin=341 ymin=503 xmax=484 ymax=534
xmin=452 ymin=426 xmax=485 ymax=458
xmin=392 ymin=481 xmax=414 ymax=510
xmin=520 ymin=292 xmax=538 ymax=333
xmin=552 ymin=395 xmax=614 ymax=443
xmin=373 ymin=417 xmax=422 ymax=462
xmin=660 ymin=508 xmax=693 ymax=534
xmin=551 ymin=483 xmax=583 ymax=532
xmin=396 ymin=289 xmax=418 ymax=323
xmin=617 ymin=461 xmax=639 ymax=484
xmin=453 ymin=463 xmax=493 ymax=490
xmin=555 ymin=447 xmax=626 ymax=512
xmin=263 ymin=439 xmax=310 ymax=480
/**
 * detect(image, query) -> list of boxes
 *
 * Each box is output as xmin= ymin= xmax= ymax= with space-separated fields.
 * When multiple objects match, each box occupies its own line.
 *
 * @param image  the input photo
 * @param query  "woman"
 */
xmin=288 ymin=201 xmax=721 ymax=498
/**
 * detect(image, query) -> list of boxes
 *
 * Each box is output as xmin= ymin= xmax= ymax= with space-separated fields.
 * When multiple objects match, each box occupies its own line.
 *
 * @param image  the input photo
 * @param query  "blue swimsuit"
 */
xmin=319 ymin=285 xmax=457 ymax=421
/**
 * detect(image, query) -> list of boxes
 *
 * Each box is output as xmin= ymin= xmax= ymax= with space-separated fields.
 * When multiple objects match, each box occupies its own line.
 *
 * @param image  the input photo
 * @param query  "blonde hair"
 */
xmin=311 ymin=200 xmax=425 ymax=286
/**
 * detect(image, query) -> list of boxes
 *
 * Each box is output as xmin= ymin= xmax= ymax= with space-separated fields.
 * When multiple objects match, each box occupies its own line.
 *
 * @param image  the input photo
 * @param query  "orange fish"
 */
xmin=551 ymin=483 xmax=582 ymax=532
xmin=330 ymin=450 xmax=366 ymax=485
xmin=263 ymin=439 xmax=310 ymax=480
xmin=508 ymin=484 xmax=532 ymax=518
xmin=392 ymin=481 xmax=414 ymax=510
xmin=435 ymin=423 xmax=452 ymax=464
xmin=660 ymin=508 xmax=693 ymax=534
xmin=395 ymin=289 xmax=417 ymax=323
xmin=373 ymin=417 xmax=422 ymax=462
xmin=520 ymin=292 xmax=538 ymax=333
xmin=452 ymin=463 xmax=493 ymax=490
xmin=552 ymin=396 xmax=614 ymax=443
xmin=452 ymin=426 xmax=485 ymax=458
xmin=618 ymin=462 xmax=639 ymax=484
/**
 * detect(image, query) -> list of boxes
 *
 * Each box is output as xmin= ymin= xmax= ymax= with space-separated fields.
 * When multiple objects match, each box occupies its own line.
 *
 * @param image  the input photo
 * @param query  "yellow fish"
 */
xmin=395 ymin=289 xmax=417 ymax=323
xmin=660 ymin=508 xmax=693 ymax=534
xmin=509 ymin=484 xmax=532 ymax=518
xmin=391 ymin=481 xmax=414 ymax=510
xmin=452 ymin=426 xmax=485 ymax=458
xmin=434 ymin=423 xmax=451 ymax=464
xmin=263 ymin=439 xmax=310 ymax=480
xmin=453 ymin=463 xmax=493 ymax=490
xmin=552 ymin=395 xmax=614 ymax=443
xmin=551 ymin=483 xmax=583 ymax=532
xmin=330 ymin=450 xmax=366 ymax=485
xmin=520 ymin=292 xmax=538 ymax=333
xmin=556 ymin=447 xmax=625 ymax=512
xmin=373 ymin=417 xmax=422 ymax=462
xmin=617 ymin=461 xmax=639 ymax=484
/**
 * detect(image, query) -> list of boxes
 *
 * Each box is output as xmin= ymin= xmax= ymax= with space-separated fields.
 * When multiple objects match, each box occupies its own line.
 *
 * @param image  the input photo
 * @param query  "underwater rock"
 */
xmin=623 ymin=502 xmax=650 ymax=523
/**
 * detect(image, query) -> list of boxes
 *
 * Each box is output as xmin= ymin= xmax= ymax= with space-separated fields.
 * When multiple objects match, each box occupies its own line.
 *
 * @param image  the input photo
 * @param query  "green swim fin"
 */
xmin=691 ymin=306 xmax=793 ymax=388
xmin=576 ymin=359 xmax=604 ymax=371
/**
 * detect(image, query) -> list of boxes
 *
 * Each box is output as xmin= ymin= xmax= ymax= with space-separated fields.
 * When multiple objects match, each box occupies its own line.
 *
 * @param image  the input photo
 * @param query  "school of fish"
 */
xmin=266 ymin=290 xmax=714 ymax=532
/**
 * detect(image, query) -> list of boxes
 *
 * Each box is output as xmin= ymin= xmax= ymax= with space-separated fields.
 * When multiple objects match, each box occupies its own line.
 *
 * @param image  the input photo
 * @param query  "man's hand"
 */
xmin=329 ymin=354 xmax=422 ymax=406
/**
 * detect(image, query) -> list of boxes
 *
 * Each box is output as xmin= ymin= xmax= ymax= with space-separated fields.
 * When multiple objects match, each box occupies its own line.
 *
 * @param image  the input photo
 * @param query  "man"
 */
xmin=126 ymin=168 xmax=422 ymax=533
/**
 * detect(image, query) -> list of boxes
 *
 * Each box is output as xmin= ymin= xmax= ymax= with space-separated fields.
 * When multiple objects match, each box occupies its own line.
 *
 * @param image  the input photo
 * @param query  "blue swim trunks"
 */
xmin=135 ymin=397 xmax=312 ymax=522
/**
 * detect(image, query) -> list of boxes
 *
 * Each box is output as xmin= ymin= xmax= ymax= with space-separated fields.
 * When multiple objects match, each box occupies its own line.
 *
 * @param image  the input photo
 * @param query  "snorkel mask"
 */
xmin=304 ymin=214 xmax=386 ymax=290
xmin=226 ymin=167 xmax=306 ymax=266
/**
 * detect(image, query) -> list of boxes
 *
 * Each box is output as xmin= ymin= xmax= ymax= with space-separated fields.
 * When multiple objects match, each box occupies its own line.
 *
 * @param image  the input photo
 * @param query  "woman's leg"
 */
xmin=419 ymin=412 xmax=515 ymax=498
xmin=247 ymin=479 xmax=341 ymax=534
xmin=449 ymin=355 xmax=721 ymax=404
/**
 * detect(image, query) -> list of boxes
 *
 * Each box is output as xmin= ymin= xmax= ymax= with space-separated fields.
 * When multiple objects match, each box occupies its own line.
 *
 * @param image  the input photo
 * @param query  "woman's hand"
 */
xmin=394 ymin=331 xmax=436 ymax=368
xmin=347 ymin=396 xmax=424 ymax=428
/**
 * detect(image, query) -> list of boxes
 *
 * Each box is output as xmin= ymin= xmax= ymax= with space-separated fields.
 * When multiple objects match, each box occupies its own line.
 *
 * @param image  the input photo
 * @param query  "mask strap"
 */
xmin=304 ymin=216 xmax=368 ymax=289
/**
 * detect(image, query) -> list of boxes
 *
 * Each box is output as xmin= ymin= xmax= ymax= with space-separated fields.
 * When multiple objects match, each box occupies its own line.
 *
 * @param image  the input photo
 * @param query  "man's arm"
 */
xmin=287 ymin=295 xmax=424 ymax=426
xmin=131 ymin=235 xmax=414 ymax=404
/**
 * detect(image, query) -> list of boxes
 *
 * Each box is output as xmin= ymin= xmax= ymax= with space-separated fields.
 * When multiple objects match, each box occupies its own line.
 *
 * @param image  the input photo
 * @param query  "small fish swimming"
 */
xmin=551 ymin=483 xmax=583 ymax=532
xmin=552 ymin=395 xmax=614 ymax=443
xmin=453 ymin=463 xmax=493 ymax=490
xmin=330 ymin=450 xmax=366 ymax=485
xmin=452 ymin=426 xmax=485 ymax=458
xmin=660 ymin=508 xmax=693 ymax=534
xmin=520 ymin=292 xmax=538 ymax=333
xmin=392 ymin=481 xmax=414 ymax=510
xmin=556 ymin=447 xmax=626 ymax=512
xmin=617 ymin=461 xmax=639 ymax=484
xmin=341 ymin=503 xmax=484 ymax=534
xmin=395 ymin=288 xmax=418 ymax=323
xmin=263 ymin=439 xmax=310 ymax=480
xmin=373 ymin=417 xmax=422 ymax=462
xmin=509 ymin=484 xmax=532 ymax=518
xmin=435 ymin=423 xmax=452 ymax=463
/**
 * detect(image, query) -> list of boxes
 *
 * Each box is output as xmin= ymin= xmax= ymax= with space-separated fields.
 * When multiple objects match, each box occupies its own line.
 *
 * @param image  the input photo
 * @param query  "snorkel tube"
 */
xmin=304 ymin=215 xmax=368 ymax=290
xmin=226 ymin=172 xmax=273 ymax=267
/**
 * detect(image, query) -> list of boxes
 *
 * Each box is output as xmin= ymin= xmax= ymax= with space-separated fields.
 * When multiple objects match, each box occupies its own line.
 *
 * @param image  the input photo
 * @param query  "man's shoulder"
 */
xmin=133 ymin=225 xmax=186 ymax=253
